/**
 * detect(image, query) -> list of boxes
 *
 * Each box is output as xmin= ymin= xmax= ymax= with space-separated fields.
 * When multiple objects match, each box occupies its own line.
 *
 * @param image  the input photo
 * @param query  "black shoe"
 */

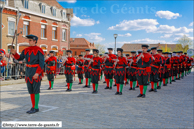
xmin=154 ymin=89 xmax=157 ymax=92
xmin=28 ymin=108 xmax=37 ymax=114
xmin=78 ymin=82 xmax=82 ymax=84
xmin=103 ymin=81 xmax=106 ymax=83
xmin=88 ymin=86 xmax=90 ymax=88
xmin=35 ymin=108 xmax=39 ymax=112
xmin=170 ymin=82 xmax=172 ymax=84
xmin=142 ymin=94 xmax=146 ymax=98
xmin=26 ymin=108 xmax=33 ymax=113
xmin=92 ymin=90 xmax=95 ymax=93
xmin=104 ymin=86 xmax=109 ymax=89
xmin=47 ymin=87 xmax=51 ymax=90
xmin=115 ymin=92 xmax=119 ymax=95
xmin=129 ymin=87 xmax=132 ymax=90
xmin=137 ymin=94 xmax=143 ymax=97
xmin=114 ymin=84 xmax=117 ymax=86
xmin=149 ymin=89 xmax=154 ymax=92
xmin=119 ymin=92 xmax=122 ymax=95
xmin=126 ymin=82 xmax=129 ymax=84
xmin=172 ymin=80 xmax=176 ymax=82
xmin=66 ymin=89 xmax=70 ymax=91
xmin=69 ymin=89 xmax=72 ymax=91
xmin=132 ymin=88 xmax=135 ymax=90
xmin=83 ymin=85 xmax=88 ymax=88
xmin=163 ymin=84 xmax=167 ymax=86
xmin=109 ymin=87 xmax=112 ymax=90
xmin=136 ymin=86 xmax=139 ymax=88
xmin=157 ymin=86 xmax=161 ymax=89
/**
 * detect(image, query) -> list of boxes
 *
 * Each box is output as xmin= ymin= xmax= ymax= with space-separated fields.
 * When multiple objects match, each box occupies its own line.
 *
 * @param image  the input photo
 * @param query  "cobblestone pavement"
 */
xmin=0 ymin=71 xmax=193 ymax=128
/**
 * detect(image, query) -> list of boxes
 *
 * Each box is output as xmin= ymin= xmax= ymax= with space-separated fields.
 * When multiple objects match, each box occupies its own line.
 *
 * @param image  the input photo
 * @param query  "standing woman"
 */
xmin=63 ymin=50 xmax=76 ymax=91
xmin=90 ymin=49 xmax=102 ymax=93
xmin=114 ymin=48 xmax=127 ymax=95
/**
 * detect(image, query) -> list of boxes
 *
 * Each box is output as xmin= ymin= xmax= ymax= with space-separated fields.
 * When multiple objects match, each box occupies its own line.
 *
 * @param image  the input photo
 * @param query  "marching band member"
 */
xmin=157 ymin=49 xmax=165 ymax=89
xmin=63 ymin=50 xmax=76 ymax=91
xmin=90 ymin=49 xmax=102 ymax=93
xmin=149 ymin=47 xmax=162 ymax=92
xmin=172 ymin=52 xmax=179 ymax=81
xmin=114 ymin=48 xmax=127 ymax=95
xmin=168 ymin=52 xmax=173 ymax=84
xmin=184 ymin=52 xmax=189 ymax=76
xmin=180 ymin=51 xmax=185 ymax=78
xmin=163 ymin=52 xmax=171 ymax=86
xmin=128 ymin=51 xmax=137 ymax=90
xmin=11 ymin=35 xmax=44 ymax=114
xmin=136 ymin=45 xmax=152 ymax=98
xmin=104 ymin=48 xmax=117 ymax=89
xmin=45 ymin=51 xmax=57 ymax=90
xmin=125 ymin=54 xmax=130 ymax=84
xmin=136 ymin=51 xmax=142 ymax=88
xmin=76 ymin=55 xmax=84 ymax=84
xmin=83 ymin=49 xmax=93 ymax=88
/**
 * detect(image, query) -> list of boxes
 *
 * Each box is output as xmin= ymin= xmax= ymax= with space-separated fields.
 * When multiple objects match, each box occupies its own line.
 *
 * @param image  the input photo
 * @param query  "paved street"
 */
xmin=0 ymin=71 xmax=193 ymax=128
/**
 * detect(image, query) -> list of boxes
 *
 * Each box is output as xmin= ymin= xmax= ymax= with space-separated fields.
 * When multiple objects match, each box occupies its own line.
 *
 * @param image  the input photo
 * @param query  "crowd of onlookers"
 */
xmin=0 ymin=54 xmax=70 ymax=81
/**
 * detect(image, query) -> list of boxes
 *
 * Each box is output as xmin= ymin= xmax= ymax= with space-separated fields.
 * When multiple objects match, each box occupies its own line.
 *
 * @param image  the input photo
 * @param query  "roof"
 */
xmin=121 ymin=43 xmax=177 ymax=52
xmin=70 ymin=38 xmax=96 ymax=49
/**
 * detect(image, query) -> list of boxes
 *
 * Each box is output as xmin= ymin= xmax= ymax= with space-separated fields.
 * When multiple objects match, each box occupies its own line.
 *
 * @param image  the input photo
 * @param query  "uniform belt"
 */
xmin=47 ymin=66 xmax=54 ymax=68
xmin=137 ymin=67 xmax=146 ymax=70
xmin=78 ymin=66 xmax=83 ymax=68
xmin=116 ymin=66 xmax=124 ymax=69
xmin=92 ymin=68 xmax=99 ymax=71
xmin=26 ymin=64 xmax=39 ymax=68
xmin=151 ymin=65 xmax=159 ymax=69
xmin=66 ymin=66 xmax=71 ymax=68
xmin=131 ymin=66 xmax=137 ymax=69
xmin=105 ymin=66 xmax=113 ymax=68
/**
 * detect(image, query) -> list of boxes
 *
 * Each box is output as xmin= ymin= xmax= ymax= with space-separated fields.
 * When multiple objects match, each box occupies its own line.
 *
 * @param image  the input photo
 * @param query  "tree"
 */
xmin=95 ymin=43 xmax=105 ymax=54
xmin=160 ymin=46 xmax=171 ymax=52
xmin=174 ymin=35 xmax=192 ymax=53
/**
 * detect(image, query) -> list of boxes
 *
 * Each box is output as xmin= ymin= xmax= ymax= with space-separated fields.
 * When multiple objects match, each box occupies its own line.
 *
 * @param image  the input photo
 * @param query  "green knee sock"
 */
xmin=101 ymin=75 xmax=103 ymax=80
xmin=174 ymin=76 xmax=176 ymax=80
xmin=95 ymin=84 xmax=98 ymax=91
xmin=120 ymin=84 xmax=123 ymax=92
xmin=143 ymin=86 xmax=147 ymax=95
xmin=34 ymin=94 xmax=40 ymax=109
xmin=88 ymin=78 xmax=91 ymax=86
xmin=70 ymin=83 xmax=72 ymax=90
xmin=159 ymin=81 xmax=162 ymax=87
xmin=81 ymin=79 xmax=83 ymax=83
xmin=182 ymin=73 xmax=184 ymax=77
xmin=127 ymin=79 xmax=129 ymax=83
xmin=154 ymin=83 xmax=157 ymax=89
xmin=165 ymin=79 xmax=168 ymax=84
xmin=110 ymin=79 xmax=113 ymax=87
xmin=51 ymin=81 xmax=54 ymax=88
xmin=133 ymin=81 xmax=136 ymax=88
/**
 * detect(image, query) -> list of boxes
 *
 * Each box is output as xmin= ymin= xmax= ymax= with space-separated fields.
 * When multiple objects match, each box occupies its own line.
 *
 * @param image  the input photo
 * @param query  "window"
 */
xmin=63 ymin=12 xmax=66 ymax=19
xmin=8 ymin=21 xmax=15 ymax=36
xmin=52 ymin=27 xmax=57 ymax=39
xmin=23 ymin=0 xmax=29 ymax=9
xmin=81 ymin=52 xmax=86 ymax=56
xmin=23 ymin=21 xmax=29 ymax=36
xmin=41 ymin=25 xmax=46 ymax=38
xmin=53 ymin=8 xmax=56 ymax=16
xmin=62 ymin=29 xmax=66 ymax=41
xmin=41 ymin=5 xmax=45 ymax=14
xmin=4 ymin=0 xmax=8 ymax=6
xmin=75 ymin=51 xmax=77 ymax=55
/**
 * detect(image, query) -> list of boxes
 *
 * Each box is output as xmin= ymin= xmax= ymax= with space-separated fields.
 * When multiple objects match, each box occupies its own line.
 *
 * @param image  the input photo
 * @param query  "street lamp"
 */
xmin=0 ymin=0 xmax=5 ymax=49
xmin=113 ymin=34 xmax=118 ymax=54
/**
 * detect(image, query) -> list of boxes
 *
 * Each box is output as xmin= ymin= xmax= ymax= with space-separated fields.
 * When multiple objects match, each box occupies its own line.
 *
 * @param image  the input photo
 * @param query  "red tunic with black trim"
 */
xmin=84 ymin=54 xmax=93 ymax=72
xmin=12 ymin=46 xmax=44 ymax=84
xmin=150 ymin=54 xmax=162 ymax=75
xmin=90 ymin=57 xmax=102 ymax=76
xmin=127 ymin=56 xmax=137 ymax=76
xmin=114 ymin=57 xmax=127 ymax=76
xmin=164 ymin=57 xmax=171 ymax=72
xmin=104 ymin=54 xmax=117 ymax=75
xmin=64 ymin=57 xmax=76 ymax=75
xmin=0 ymin=60 xmax=6 ymax=67
xmin=76 ymin=59 xmax=84 ymax=74
xmin=45 ymin=56 xmax=57 ymax=75
xmin=136 ymin=53 xmax=152 ymax=76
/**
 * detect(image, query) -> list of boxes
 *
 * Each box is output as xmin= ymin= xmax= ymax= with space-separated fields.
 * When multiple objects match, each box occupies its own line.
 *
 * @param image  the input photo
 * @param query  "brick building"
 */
xmin=121 ymin=43 xmax=177 ymax=55
xmin=70 ymin=38 xmax=96 ymax=56
xmin=1 ymin=0 xmax=73 ymax=56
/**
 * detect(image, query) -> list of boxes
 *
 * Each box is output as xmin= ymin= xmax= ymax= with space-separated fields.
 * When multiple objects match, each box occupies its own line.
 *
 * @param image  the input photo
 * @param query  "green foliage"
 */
xmin=175 ymin=35 xmax=192 ymax=52
xmin=95 ymin=43 xmax=106 ymax=54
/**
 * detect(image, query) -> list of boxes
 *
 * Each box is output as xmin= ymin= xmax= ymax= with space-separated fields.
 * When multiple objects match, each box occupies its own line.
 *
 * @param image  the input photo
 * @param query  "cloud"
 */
xmin=155 ymin=11 xmax=181 ymax=19
xmin=71 ymin=15 xmax=96 ymax=26
xmin=96 ymin=21 xmax=100 ymax=24
xmin=57 ymin=0 xmax=77 ymax=3
xmin=108 ymin=19 xmax=159 ymax=32
xmin=72 ymin=31 xmax=76 ymax=35
xmin=81 ymin=15 xmax=90 ymax=17
xmin=148 ymin=25 xmax=193 ymax=34
xmin=76 ymin=34 xmax=82 ymax=37
xmin=160 ymin=33 xmax=189 ymax=39
xmin=84 ymin=33 xmax=105 ymax=43
xmin=118 ymin=33 xmax=132 ymax=37
xmin=189 ymin=22 xmax=194 ymax=26
xmin=130 ymin=38 xmax=166 ymax=44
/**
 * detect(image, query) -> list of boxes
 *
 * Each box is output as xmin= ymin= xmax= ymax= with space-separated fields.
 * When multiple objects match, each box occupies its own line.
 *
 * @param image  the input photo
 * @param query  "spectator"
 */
xmin=57 ymin=56 xmax=63 ymax=75
xmin=5 ymin=53 xmax=13 ymax=80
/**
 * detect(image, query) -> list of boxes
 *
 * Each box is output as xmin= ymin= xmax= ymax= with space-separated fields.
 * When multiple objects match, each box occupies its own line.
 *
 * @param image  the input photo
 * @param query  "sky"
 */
xmin=58 ymin=0 xmax=194 ymax=49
